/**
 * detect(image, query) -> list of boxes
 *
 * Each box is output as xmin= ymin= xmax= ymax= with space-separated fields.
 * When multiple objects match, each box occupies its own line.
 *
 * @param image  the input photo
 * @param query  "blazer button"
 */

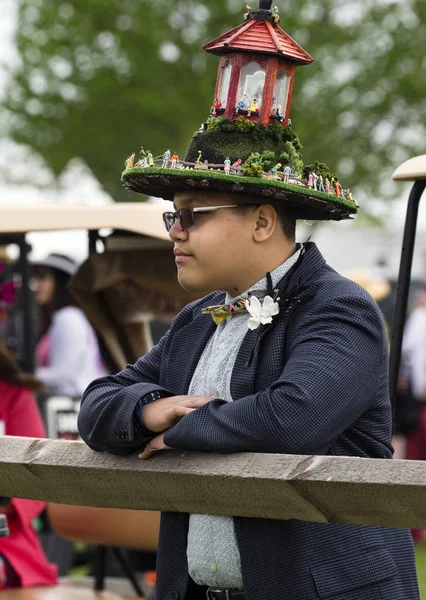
xmin=172 ymin=592 xmax=179 ymax=600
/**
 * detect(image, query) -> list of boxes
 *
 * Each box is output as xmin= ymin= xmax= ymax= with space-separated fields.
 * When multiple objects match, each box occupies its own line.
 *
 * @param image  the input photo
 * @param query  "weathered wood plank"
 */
xmin=1 ymin=436 xmax=426 ymax=528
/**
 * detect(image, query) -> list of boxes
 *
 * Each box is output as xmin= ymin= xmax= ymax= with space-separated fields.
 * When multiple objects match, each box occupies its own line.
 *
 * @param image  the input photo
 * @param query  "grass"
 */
xmin=416 ymin=544 xmax=426 ymax=597
xmin=121 ymin=166 xmax=358 ymax=214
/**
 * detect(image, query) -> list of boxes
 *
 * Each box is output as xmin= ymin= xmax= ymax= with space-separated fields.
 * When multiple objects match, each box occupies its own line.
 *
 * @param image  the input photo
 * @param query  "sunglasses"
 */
xmin=162 ymin=204 xmax=258 ymax=232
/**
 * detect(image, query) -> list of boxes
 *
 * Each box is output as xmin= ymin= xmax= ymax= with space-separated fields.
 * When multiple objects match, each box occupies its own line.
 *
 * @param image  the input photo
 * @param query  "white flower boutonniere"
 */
xmin=244 ymin=295 xmax=280 ymax=331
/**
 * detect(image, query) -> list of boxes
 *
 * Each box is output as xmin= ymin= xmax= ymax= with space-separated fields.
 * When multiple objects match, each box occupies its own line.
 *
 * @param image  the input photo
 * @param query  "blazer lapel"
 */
xmin=230 ymin=328 xmax=260 ymax=399
xmin=229 ymin=243 xmax=326 ymax=400
xmin=166 ymin=294 xmax=222 ymax=395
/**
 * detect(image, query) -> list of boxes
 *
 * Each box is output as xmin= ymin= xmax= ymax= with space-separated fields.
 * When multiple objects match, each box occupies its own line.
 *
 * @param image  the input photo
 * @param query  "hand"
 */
xmin=138 ymin=434 xmax=167 ymax=460
xmin=141 ymin=395 xmax=214 ymax=433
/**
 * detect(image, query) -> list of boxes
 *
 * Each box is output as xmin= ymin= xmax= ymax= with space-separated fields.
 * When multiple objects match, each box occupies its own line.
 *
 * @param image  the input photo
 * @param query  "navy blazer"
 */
xmin=78 ymin=243 xmax=419 ymax=600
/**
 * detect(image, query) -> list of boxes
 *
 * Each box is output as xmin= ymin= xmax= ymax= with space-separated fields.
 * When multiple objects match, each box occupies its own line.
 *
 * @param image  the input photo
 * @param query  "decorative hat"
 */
xmin=122 ymin=0 xmax=358 ymax=222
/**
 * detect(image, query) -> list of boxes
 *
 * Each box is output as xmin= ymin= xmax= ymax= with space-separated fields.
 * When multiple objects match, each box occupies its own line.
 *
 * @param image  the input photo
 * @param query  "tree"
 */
xmin=2 ymin=0 xmax=426 ymax=204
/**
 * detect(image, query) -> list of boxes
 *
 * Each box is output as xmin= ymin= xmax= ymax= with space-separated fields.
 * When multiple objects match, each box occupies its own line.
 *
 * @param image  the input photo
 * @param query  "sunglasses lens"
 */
xmin=177 ymin=209 xmax=194 ymax=230
xmin=163 ymin=213 xmax=175 ymax=232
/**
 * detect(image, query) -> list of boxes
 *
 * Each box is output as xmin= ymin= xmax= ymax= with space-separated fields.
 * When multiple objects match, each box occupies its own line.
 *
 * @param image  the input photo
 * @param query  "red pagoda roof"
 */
xmin=203 ymin=19 xmax=313 ymax=65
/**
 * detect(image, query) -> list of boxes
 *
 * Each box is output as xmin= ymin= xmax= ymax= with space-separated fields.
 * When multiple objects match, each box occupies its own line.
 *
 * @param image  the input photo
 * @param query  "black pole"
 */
xmin=19 ymin=237 xmax=35 ymax=373
xmin=389 ymin=179 xmax=426 ymax=419
xmin=112 ymin=547 xmax=144 ymax=597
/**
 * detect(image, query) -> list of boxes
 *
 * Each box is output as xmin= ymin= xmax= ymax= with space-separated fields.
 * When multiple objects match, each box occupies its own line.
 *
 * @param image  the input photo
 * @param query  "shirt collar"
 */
xmin=225 ymin=245 xmax=302 ymax=304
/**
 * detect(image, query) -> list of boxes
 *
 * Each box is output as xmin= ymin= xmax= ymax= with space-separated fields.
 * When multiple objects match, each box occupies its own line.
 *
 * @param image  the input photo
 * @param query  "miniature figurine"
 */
xmin=333 ymin=178 xmax=342 ymax=197
xmin=211 ymin=98 xmax=222 ymax=116
xmin=162 ymin=149 xmax=171 ymax=168
xmin=235 ymin=96 xmax=248 ymax=114
xmin=269 ymin=163 xmax=282 ymax=176
xmin=125 ymin=153 xmax=135 ymax=169
xmin=139 ymin=146 xmax=147 ymax=167
xmin=244 ymin=4 xmax=253 ymax=20
xmin=325 ymin=177 xmax=330 ymax=193
xmin=283 ymin=165 xmax=292 ymax=183
xmin=196 ymin=150 xmax=203 ymax=165
xmin=147 ymin=150 xmax=154 ymax=167
xmin=247 ymin=99 xmax=259 ymax=116
xmin=171 ymin=152 xmax=179 ymax=168
xmin=271 ymin=5 xmax=280 ymax=24
xmin=307 ymin=171 xmax=314 ymax=188
xmin=318 ymin=174 xmax=325 ymax=193
xmin=231 ymin=158 xmax=242 ymax=173
xmin=312 ymin=171 xmax=319 ymax=191
xmin=224 ymin=157 xmax=231 ymax=174
xmin=276 ymin=104 xmax=284 ymax=122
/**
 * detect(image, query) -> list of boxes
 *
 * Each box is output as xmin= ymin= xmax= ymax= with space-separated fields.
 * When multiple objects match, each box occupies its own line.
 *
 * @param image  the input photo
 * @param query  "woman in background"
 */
xmin=0 ymin=336 xmax=57 ymax=588
xmin=33 ymin=253 xmax=107 ymax=397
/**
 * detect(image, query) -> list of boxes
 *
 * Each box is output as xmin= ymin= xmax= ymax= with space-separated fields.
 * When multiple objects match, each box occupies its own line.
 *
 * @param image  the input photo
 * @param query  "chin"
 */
xmin=177 ymin=271 xmax=215 ymax=294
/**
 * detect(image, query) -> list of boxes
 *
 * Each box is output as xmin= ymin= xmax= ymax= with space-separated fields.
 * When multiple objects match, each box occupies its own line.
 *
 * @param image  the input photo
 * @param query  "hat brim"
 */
xmin=31 ymin=256 xmax=77 ymax=276
xmin=122 ymin=167 xmax=358 ymax=221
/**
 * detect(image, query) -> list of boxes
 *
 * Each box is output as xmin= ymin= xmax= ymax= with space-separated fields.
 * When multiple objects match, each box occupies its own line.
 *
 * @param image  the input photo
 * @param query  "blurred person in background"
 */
xmin=399 ymin=279 xmax=426 ymax=543
xmin=0 ymin=284 xmax=57 ymax=589
xmin=33 ymin=254 xmax=107 ymax=397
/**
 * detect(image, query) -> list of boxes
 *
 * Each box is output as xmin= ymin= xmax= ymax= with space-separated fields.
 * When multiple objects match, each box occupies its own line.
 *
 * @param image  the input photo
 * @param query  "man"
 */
xmin=283 ymin=164 xmax=292 ymax=182
xmin=162 ymin=149 xmax=171 ymax=168
xmin=78 ymin=190 xmax=419 ymax=600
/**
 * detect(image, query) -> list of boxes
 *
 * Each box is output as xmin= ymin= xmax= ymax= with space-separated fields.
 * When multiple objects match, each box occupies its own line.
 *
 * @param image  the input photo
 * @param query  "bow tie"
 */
xmin=201 ymin=297 xmax=248 ymax=325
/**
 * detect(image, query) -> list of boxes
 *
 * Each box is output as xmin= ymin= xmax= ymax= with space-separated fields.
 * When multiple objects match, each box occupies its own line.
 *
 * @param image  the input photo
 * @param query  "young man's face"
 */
xmin=169 ymin=191 xmax=258 ymax=295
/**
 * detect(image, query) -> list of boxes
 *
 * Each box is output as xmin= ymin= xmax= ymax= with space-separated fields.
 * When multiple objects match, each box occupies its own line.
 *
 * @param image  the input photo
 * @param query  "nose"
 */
xmin=168 ymin=220 xmax=188 ymax=242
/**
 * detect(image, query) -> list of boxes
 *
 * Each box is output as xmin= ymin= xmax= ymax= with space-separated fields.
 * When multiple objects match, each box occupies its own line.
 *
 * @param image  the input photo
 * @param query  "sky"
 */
xmin=0 ymin=0 xmax=425 ymax=276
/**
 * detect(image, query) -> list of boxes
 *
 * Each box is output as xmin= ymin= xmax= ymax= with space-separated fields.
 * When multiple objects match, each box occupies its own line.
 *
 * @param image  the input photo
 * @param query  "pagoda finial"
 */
xmin=247 ymin=0 xmax=276 ymax=22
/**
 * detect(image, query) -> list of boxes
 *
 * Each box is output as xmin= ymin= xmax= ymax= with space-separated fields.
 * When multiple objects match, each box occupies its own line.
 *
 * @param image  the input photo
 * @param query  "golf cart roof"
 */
xmin=0 ymin=202 xmax=172 ymax=240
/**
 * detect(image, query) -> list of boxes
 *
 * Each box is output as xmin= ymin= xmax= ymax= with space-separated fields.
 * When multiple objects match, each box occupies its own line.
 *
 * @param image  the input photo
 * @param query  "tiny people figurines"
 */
xmin=224 ymin=157 xmax=231 ymax=174
xmin=162 ymin=149 xmax=171 ymax=168
xmin=196 ymin=150 xmax=203 ymax=165
xmin=244 ymin=4 xmax=253 ymax=20
xmin=247 ymin=99 xmax=259 ymax=116
xmin=125 ymin=153 xmax=135 ymax=169
xmin=271 ymin=5 xmax=280 ymax=24
xmin=283 ymin=165 xmax=292 ymax=183
xmin=231 ymin=158 xmax=243 ymax=173
xmin=171 ymin=153 xmax=179 ymax=168
xmin=147 ymin=150 xmax=154 ymax=167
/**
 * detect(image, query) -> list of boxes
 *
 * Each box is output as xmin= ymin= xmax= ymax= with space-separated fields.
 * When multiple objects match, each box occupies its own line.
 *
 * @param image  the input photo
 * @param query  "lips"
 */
xmin=174 ymin=248 xmax=193 ymax=264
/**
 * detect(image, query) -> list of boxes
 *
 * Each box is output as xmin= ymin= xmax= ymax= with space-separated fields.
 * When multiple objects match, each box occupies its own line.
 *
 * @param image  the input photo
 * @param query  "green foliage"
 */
xmin=207 ymin=117 xmax=223 ymax=131
xmin=219 ymin=118 xmax=238 ymax=133
xmin=303 ymin=160 xmax=333 ymax=181
xmin=260 ymin=150 xmax=276 ymax=173
xmin=282 ymin=127 xmax=303 ymax=153
xmin=235 ymin=116 xmax=256 ymax=133
xmin=252 ymin=123 xmax=268 ymax=142
xmin=280 ymin=141 xmax=304 ymax=176
xmin=267 ymin=120 xmax=285 ymax=142
xmin=242 ymin=162 xmax=264 ymax=178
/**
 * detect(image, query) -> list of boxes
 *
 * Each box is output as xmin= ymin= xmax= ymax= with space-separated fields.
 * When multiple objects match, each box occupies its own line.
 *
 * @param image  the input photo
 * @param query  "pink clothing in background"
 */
xmin=0 ymin=380 xmax=57 ymax=588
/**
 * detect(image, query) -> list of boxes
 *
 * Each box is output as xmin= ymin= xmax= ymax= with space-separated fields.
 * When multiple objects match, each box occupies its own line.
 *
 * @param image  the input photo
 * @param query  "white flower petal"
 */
xmin=270 ymin=302 xmax=280 ymax=316
xmin=260 ymin=316 xmax=273 ymax=325
xmin=263 ymin=296 xmax=275 ymax=309
xmin=245 ymin=296 xmax=261 ymax=318
xmin=247 ymin=316 xmax=261 ymax=330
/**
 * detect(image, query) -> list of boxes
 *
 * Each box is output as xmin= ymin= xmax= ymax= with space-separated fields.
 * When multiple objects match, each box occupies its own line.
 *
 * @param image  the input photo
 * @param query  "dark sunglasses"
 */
xmin=162 ymin=204 xmax=258 ymax=232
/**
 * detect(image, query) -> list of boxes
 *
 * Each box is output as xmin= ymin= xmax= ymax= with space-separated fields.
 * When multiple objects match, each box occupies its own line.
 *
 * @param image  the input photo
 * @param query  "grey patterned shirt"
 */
xmin=187 ymin=248 xmax=301 ymax=589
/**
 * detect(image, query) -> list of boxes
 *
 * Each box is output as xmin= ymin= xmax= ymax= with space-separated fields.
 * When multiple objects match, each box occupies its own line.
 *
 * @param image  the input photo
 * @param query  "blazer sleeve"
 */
xmin=77 ymin=299 xmax=201 ymax=455
xmin=164 ymin=291 xmax=388 ymax=456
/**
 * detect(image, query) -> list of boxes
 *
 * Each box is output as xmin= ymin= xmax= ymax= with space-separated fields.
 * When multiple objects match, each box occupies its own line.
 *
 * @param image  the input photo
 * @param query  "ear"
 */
xmin=253 ymin=205 xmax=277 ymax=242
